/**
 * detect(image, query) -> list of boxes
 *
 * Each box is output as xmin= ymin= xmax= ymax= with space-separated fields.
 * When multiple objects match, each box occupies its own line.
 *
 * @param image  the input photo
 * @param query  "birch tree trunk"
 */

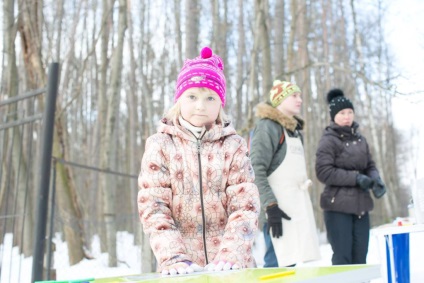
xmin=273 ymin=0 xmax=285 ymax=79
xmin=52 ymin=118 xmax=86 ymax=265
xmin=211 ymin=0 xmax=230 ymax=110
xmin=3 ymin=0 xmax=18 ymax=98
xmin=17 ymin=0 xmax=87 ymax=265
xmin=259 ymin=0 xmax=272 ymax=96
xmin=375 ymin=1 xmax=401 ymax=219
xmin=96 ymin=0 xmax=113 ymax=253
xmin=320 ymin=0 xmax=331 ymax=91
xmin=185 ymin=0 xmax=199 ymax=58
xmin=350 ymin=0 xmax=395 ymax=220
xmin=247 ymin=0 xmax=263 ymax=128
xmin=286 ymin=0 xmax=298 ymax=73
xmin=100 ymin=0 xmax=127 ymax=267
xmin=4 ymin=0 xmax=35 ymax=256
xmin=134 ymin=21 xmax=157 ymax=272
xmin=235 ymin=0 xmax=246 ymax=130
xmin=174 ymin=0 xmax=183 ymax=67
xmin=47 ymin=0 xmax=87 ymax=265
xmin=126 ymin=0 xmax=140 ymax=240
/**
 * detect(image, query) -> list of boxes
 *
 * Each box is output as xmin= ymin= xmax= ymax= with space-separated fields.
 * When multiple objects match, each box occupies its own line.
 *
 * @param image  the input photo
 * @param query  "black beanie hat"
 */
xmin=326 ymin=88 xmax=354 ymax=121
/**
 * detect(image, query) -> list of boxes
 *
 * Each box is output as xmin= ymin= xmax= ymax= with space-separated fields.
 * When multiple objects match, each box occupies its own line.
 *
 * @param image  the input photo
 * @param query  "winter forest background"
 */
xmin=0 ymin=0 xmax=422 ymax=278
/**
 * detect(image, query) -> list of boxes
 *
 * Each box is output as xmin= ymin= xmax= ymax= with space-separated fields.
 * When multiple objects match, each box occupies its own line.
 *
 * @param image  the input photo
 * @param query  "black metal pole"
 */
xmin=32 ymin=63 xmax=59 ymax=283
xmin=46 ymin=159 xmax=57 ymax=279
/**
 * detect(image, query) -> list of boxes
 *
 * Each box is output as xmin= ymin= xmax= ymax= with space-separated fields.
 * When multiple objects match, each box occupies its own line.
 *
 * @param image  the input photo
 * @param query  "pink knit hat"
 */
xmin=174 ymin=47 xmax=226 ymax=106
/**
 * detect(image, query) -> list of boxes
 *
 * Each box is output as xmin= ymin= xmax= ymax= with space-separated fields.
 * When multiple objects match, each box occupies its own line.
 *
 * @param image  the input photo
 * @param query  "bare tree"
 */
xmin=286 ymin=0 xmax=297 ymax=73
xmin=96 ymin=0 xmax=114 ymax=253
xmin=17 ymin=0 xmax=87 ymax=266
xmin=2 ymin=0 xmax=37 ymax=257
xmin=349 ymin=0 xmax=396 ymax=221
xmin=259 ymin=0 xmax=272 ymax=96
xmin=246 ymin=0 xmax=263 ymax=129
xmin=174 ymin=0 xmax=183 ymax=67
xmin=235 ymin=0 xmax=246 ymax=130
xmin=99 ymin=0 xmax=127 ymax=267
xmin=273 ymin=0 xmax=285 ymax=79
xmin=47 ymin=1 xmax=87 ymax=265
xmin=185 ymin=0 xmax=199 ymax=58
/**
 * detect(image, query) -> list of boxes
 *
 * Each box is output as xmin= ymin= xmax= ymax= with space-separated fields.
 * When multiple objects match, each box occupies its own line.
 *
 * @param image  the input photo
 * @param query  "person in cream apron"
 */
xmin=268 ymin=128 xmax=320 ymax=266
xmin=250 ymin=80 xmax=321 ymax=268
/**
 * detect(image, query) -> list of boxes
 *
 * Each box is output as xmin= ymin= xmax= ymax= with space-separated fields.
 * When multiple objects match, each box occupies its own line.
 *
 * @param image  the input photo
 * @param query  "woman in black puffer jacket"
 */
xmin=315 ymin=89 xmax=386 ymax=265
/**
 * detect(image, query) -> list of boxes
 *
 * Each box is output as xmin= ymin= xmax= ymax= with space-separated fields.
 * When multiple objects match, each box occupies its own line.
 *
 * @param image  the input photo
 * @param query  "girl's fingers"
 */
xmin=161 ymin=261 xmax=206 ymax=275
xmin=206 ymin=262 xmax=216 ymax=271
xmin=190 ymin=263 xmax=203 ymax=272
xmin=223 ymin=261 xmax=232 ymax=271
xmin=214 ymin=261 xmax=225 ymax=271
xmin=206 ymin=260 xmax=239 ymax=272
xmin=177 ymin=267 xmax=187 ymax=274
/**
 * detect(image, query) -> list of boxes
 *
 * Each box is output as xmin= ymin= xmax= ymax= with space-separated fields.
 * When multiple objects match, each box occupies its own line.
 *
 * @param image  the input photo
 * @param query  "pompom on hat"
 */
xmin=326 ymin=88 xmax=354 ymax=121
xmin=269 ymin=80 xmax=301 ymax=107
xmin=174 ymin=47 xmax=226 ymax=106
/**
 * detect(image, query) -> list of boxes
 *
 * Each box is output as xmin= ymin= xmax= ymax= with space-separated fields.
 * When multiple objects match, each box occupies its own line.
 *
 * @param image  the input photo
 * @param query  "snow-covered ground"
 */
xmin=1 ymin=221 xmax=423 ymax=283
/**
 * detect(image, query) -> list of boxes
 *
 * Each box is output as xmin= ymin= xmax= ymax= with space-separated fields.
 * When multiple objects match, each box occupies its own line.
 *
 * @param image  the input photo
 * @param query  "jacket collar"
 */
xmin=326 ymin=121 xmax=360 ymax=138
xmin=157 ymin=117 xmax=236 ymax=142
xmin=255 ymin=102 xmax=304 ymax=132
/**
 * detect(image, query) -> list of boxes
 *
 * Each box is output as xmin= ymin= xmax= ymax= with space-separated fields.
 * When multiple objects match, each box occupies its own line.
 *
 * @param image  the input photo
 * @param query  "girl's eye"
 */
xmin=189 ymin=95 xmax=196 ymax=100
xmin=207 ymin=96 xmax=215 ymax=101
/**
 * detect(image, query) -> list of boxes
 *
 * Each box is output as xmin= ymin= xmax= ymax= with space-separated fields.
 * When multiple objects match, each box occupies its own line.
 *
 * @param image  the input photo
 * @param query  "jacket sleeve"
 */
xmin=137 ymin=134 xmax=190 ymax=270
xmin=250 ymin=122 xmax=280 ymax=209
xmin=213 ymin=137 xmax=260 ymax=267
xmin=363 ymin=137 xmax=380 ymax=179
xmin=315 ymin=135 xmax=357 ymax=187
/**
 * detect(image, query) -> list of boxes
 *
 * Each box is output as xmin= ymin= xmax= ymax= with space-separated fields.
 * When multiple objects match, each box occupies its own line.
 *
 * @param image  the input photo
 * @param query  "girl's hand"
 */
xmin=205 ymin=260 xmax=240 ymax=272
xmin=161 ymin=261 xmax=203 ymax=276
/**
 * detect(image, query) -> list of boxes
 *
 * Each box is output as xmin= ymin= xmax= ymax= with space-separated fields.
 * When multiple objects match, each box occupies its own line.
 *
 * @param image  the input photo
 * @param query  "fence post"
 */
xmin=32 ymin=63 xmax=60 ymax=283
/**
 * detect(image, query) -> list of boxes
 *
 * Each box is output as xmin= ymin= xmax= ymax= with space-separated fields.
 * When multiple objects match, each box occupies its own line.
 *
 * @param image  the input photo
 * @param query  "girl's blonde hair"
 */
xmin=164 ymin=88 xmax=229 ymax=123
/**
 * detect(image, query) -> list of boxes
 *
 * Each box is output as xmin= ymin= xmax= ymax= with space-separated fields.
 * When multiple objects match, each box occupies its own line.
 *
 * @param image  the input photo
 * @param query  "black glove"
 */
xmin=266 ymin=205 xmax=291 ymax=238
xmin=356 ymin=174 xmax=374 ymax=191
xmin=372 ymin=177 xmax=386 ymax=198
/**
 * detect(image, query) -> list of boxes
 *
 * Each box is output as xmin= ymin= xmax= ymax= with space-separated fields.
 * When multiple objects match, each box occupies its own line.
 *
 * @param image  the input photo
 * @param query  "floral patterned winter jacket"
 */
xmin=138 ymin=118 xmax=260 ymax=271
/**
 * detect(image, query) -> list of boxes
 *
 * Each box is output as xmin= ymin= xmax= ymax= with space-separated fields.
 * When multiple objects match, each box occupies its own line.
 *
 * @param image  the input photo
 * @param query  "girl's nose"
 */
xmin=196 ymin=100 xmax=205 ymax=109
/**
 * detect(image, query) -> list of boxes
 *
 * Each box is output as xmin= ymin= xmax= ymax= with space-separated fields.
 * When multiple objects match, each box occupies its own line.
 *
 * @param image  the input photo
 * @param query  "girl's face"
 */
xmin=334 ymin=108 xmax=354 ymax=127
xmin=277 ymin=92 xmax=302 ymax=117
xmin=179 ymin=88 xmax=222 ymax=127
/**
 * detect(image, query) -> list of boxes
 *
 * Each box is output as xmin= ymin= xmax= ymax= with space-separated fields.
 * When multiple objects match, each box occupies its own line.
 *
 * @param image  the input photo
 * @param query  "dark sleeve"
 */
xmin=315 ymin=135 xmax=357 ymax=187
xmin=363 ymin=137 xmax=380 ymax=179
xmin=250 ymin=121 xmax=280 ymax=210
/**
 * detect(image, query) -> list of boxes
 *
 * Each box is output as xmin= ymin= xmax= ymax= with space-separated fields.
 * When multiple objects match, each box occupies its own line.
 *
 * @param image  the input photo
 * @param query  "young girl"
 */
xmin=137 ymin=47 xmax=260 ymax=275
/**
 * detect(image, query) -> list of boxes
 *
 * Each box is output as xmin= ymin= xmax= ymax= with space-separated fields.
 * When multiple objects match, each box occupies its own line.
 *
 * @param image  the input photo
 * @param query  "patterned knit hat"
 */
xmin=175 ymin=47 xmax=226 ymax=106
xmin=326 ymin=88 xmax=354 ymax=121
xmin=269 ymin=80 xmax=301 ymax=107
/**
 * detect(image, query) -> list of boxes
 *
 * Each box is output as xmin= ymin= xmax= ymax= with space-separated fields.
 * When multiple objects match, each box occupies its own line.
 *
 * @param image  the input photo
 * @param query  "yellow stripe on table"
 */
xmin=259 ymin=270 xmax=296 ymax=281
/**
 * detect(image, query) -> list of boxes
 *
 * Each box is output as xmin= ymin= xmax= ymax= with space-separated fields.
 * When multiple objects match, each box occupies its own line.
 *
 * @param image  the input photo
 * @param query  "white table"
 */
xmin=372 ymin=224 xmax=424 ymax=283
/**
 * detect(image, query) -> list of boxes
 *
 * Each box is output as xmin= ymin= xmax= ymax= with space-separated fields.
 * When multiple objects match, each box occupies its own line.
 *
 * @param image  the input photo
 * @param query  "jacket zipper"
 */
xmin=195 ymin=134 xmax=208 ymax=264
xmin=331 ymin=188 xmax=340 ymax=203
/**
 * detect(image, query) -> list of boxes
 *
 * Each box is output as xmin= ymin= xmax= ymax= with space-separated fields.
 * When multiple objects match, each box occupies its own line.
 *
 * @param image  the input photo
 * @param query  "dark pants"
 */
xmin=263 ymin=223 xmax=297 ymax=267
xmin=263 ymin=223 xmax=278 ymax=267
xmin=324 ymin=210 xmax=370 ymax=265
